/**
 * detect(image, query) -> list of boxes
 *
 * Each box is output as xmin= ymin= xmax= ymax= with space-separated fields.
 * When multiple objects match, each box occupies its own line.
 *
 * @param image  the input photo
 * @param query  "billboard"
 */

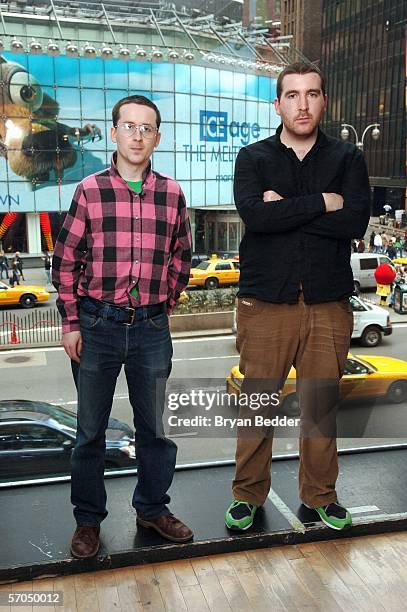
xmin=0 ymin=52 xmax=279 ymax=212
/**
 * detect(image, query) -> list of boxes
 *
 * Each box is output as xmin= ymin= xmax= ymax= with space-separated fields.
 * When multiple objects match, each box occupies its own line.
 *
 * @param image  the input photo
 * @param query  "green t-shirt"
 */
xmin=125 ymin=179 xmax=143 ymax=299
xmin=126 ymin=179 xmax=143 ymax=194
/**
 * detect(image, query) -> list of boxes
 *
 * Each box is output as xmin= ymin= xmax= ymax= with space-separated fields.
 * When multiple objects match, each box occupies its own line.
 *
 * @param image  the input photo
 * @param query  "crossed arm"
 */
xmin=263 ymin=189 xmax=344 ymax=213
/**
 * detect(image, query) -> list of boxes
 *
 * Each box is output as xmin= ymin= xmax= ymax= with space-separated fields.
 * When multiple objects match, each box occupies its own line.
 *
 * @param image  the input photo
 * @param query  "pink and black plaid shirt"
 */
xmin=52 ymin=153 xmax=192 ymax=333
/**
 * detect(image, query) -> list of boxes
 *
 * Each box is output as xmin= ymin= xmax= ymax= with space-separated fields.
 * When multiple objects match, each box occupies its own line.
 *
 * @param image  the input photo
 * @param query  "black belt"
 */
xmin=80 ymin=297 xmax=166 ymax=325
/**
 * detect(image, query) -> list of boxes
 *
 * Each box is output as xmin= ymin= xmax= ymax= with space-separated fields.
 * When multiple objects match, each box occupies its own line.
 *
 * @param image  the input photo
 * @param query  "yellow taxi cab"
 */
xmin=0 ymin=281 xmax=50 ymax=308
xmin=226 ymin=353 xmax=407 ymax=416
xmin=188 ymin=256 xmax=240 ymax=290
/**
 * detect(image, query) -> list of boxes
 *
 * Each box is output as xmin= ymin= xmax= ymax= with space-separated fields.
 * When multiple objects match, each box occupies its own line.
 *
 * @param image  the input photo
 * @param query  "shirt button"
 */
xmin=135 ymin=260 xmax=139 ymax=263
xmin=136 ymin=216 xmax=139 ymax=220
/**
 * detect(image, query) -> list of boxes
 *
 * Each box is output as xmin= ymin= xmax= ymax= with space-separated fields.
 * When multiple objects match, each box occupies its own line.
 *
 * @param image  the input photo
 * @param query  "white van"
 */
xmin=232 ymin=294 xmax=392 ymax=347
xmin=351 ymin=253 xmax=393 ymax=291
xmin=349 ymin=295 xmax=392 ymax=347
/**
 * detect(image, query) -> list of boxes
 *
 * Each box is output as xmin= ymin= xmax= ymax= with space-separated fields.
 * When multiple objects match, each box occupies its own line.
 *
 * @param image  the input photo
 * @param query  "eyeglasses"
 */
xmin=115 ymin=122 xmax=158 ymax=139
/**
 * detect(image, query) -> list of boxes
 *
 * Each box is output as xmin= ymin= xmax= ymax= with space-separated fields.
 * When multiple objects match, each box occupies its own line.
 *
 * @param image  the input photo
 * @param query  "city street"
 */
xmin=1 ymin=324 xmax=406 ymax=465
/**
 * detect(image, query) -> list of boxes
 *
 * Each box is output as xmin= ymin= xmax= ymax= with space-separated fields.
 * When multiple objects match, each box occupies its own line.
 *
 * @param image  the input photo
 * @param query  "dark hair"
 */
xmin=112 ymin=95 xmax=161 ymax=129
xmin=276 ymin=61 xmax=326 ymax=100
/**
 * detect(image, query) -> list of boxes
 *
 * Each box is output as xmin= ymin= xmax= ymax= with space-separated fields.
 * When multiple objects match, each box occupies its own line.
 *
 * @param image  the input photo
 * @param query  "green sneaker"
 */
xmin=314 ymin=502 xmax=352 ymax=530
xmin=225 ymin=500 xmax=257 ymax=531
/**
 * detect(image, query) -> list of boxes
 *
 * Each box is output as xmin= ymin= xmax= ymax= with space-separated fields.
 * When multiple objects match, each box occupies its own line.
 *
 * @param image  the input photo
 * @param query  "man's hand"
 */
xmin=62 ymin=330 xmax=82 ymax=363
xmin=263 ymin=190 xmax=283 ymax=202
xmin=323 ymin=193 xmax=344 ymax=212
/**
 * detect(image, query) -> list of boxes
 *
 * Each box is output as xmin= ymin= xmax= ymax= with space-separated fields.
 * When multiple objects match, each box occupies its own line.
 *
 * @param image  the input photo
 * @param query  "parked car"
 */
xmin=232 ymin=295 xmax=392 ymax=347
xmin=188 ymin=257 xmax=240 ymax=289
xmin=0 ymin=281 xmax=50 ymax=308
xmin=351 ymin=253 xmax=393 ymax=291
xmin=0 ymin=400 xmax=136 ymax=480
xmin=226 ymin=353 xmax=407 ymax=416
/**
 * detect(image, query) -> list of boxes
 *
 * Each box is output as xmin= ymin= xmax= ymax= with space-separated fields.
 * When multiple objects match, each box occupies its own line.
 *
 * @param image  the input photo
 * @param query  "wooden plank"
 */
xmin=171 ymin=559 xmax=199 ymax=588
xmin=180 ymin=585 xmax=210 ymax=611
xmin=209 ymin=554 xmax=253 ymax=612
xmin=11 ymin=579 xmax=33 ymax=612
xmin=113 ymin=567 xmax=143 ymax=611
xmin=265 ymin=547 xmax=319 ymax=610
xmin=214 ymin=551 xmax=283 ymax=612
xmin=74 ymin=572 xmax=99 ymax=612
xmin=299 ymin=543 xmax=361 ymax=612
xmin=332 ymin=538 xmax=393 ymax=607
xmin=318 ymin=540 xmax=385 ymax=612
xmin=238 ymin=565 xmax=287 ymax=611
xmin=0 ymin=583 xmax=11 ymax=612
xmin=133 ymin=565 xmax=165 ymax=611
xmin=32 ymin=578 xmax=56 ymax=612
xmin=53 ymin=576 xmax=77 ymax=612
xmin=281 ymin=546 xmax=305 ymax=561
xmin=223 ymin=552 xmax=253 ymax=572
xmin=289 ymin=556 xmax=343 ymax=612
xmin=353 ymin=536 xmax=407 ymax=610
xmin=246 ymin=549 xmax=299 ymax=612
xmin=93 ymin=569 xmax=121 ymax=611
xmin=190 ymin=557 xmax=232 ymax=611
xmin=153 ymin=562 xmax=188 ymax=612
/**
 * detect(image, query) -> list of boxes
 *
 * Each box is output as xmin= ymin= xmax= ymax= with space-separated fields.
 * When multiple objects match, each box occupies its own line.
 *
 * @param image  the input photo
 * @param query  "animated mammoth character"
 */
xmin=0 ymin=56 xmax=102 ymax=184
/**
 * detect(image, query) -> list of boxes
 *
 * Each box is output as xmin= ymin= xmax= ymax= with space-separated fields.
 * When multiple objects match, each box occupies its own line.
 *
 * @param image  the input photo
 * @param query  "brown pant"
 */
xmin=233 ymin=294 xmax=353 ymax=508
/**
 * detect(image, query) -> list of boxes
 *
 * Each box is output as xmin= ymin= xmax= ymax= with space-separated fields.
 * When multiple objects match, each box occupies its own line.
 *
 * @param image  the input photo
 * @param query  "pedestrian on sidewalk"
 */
xmin=9 ymin=256 xmax=20 ymax=287
xmin=0 ymin=251 xmax=8 ymax=279
xmin=381 ymin=231 xmax=388 ymax=254
xmin=394 ymin=237 xmax=403 ymax=258
xmin=357 ymin=238 xmax=365 ymax=253
xmin=386 ymin=241 xmax=397 ymax=260
xmin=53 ymin=94 xmax=193 ymax=559
xmin=42 ymin=251 xmax=52 ymax=285
xmin=373 ymin=232 xmax=382 ymax=253
xmin=14 ymin=251 xmax=25 ymax=281
xmin=368 ymin=231 xmax=375 ymax=252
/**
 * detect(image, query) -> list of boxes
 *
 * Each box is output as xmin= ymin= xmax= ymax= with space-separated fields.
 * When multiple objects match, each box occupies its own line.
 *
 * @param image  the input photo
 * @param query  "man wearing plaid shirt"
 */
xmin=52 ymin=95 xmax=193 ymax=558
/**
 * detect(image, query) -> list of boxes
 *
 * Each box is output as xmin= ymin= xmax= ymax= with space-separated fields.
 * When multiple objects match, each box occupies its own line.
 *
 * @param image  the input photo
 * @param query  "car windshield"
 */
xmin=352 ymin=356 xmax=377 ymax=372
xmin=8 ymin=405 xmax=79 ymax=432
xmin=45 ymin=404 xmax=78 ymax=428
xmin=196 ymin=261 xmax=211 ymax=270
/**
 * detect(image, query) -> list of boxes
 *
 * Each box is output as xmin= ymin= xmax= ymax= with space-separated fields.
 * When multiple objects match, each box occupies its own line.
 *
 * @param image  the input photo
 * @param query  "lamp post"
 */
xmin=340 ymin=123 xmax=380 ymax=150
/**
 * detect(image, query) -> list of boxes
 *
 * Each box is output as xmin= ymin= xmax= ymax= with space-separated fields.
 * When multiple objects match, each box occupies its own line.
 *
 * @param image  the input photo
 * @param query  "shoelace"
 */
xmin=230 ymin=501 xmax=253 ymax=517
xmin=232 ymin=501 xmax=253 ymax=510
xmin=324 ymin=503 xmax=346 ymax=518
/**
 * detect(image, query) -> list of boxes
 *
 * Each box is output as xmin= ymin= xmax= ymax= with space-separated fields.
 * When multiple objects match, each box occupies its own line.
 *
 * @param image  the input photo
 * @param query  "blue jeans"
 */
xmin=71 ymin=305 xmax=176 ymax=526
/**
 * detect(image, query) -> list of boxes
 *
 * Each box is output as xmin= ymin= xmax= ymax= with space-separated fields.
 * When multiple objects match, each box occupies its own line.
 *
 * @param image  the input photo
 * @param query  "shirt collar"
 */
xmin=275 ymin=123 xmax=328 ymax=151
xmin=109 ymin=151 xmax=154 ymax=188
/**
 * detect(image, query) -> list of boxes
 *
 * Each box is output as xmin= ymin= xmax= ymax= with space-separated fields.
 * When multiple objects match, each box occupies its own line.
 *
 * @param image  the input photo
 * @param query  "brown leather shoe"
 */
xmin=70 ymin=525 xmax=100 ymax=559
xmin=136 ymin=514 xmax=194 ymax=543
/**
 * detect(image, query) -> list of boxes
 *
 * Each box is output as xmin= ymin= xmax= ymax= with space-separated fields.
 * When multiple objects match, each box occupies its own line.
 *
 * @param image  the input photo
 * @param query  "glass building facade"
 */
xmin=321 ymin=0 xmax=406 ymax=213
xmin=0 ymin=52 xmax=279 ymax=252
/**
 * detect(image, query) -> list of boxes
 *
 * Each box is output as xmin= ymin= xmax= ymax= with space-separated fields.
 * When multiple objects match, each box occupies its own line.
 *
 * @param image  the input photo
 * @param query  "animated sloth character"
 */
xmin=0 ymin=56 xmax=102 ymax=184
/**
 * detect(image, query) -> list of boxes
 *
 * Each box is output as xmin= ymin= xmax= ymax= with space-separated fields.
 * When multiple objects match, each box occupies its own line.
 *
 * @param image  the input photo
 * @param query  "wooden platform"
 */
xmin=2 ymin=449 xmax=407 ymax=584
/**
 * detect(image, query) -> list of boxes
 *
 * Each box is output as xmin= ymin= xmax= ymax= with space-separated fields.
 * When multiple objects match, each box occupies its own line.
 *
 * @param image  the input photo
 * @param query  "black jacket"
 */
xmin=234 ymin=125 xmax=371 ymax=304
